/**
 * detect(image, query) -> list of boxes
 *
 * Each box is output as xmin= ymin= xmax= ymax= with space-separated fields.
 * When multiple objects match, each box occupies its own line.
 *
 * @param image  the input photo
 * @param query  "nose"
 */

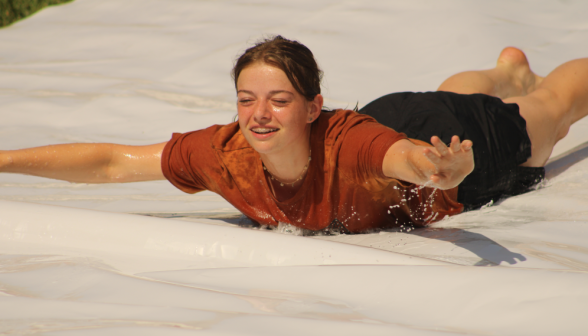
xmin=253 ymin=99 xmax=272 ymax=122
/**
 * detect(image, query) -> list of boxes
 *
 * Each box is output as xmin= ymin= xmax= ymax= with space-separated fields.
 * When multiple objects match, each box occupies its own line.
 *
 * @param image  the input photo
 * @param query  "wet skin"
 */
xmin=236 ymin=62 xmax=322 ymax=182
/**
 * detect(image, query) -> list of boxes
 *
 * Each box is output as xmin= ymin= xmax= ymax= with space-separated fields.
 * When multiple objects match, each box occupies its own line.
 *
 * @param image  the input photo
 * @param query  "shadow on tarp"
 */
xmin=545 ymin=140 xmax=588 ymax=179
xmin=402 ymin=142 xmax=588 ymax=266
xmin=407 ymin=227 xmax=526 ymax=266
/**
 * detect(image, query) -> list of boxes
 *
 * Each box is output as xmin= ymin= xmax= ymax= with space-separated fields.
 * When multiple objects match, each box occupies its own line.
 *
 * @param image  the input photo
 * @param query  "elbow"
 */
xmin=101 ymin=166 xmax=133 ymax=183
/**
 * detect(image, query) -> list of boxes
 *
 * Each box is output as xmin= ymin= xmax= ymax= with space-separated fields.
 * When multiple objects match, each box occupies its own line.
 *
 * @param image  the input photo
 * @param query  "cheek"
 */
xmin=237 ymin=109 xmax=249 ymax=132
xmin=274 ymin=105 xmax=306 ymax=124
xmin=237 ymin=105 xmax=250 ymax=123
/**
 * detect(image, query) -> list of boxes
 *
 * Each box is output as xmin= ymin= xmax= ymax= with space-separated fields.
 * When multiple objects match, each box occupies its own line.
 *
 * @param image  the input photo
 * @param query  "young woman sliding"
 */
xmin=1 ymin=36 xmax=587 ymax=234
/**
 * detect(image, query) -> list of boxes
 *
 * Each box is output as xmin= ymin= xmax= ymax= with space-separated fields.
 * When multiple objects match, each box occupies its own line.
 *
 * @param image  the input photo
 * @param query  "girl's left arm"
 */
xmin=382 ymin=135 xmax=474 ymax=189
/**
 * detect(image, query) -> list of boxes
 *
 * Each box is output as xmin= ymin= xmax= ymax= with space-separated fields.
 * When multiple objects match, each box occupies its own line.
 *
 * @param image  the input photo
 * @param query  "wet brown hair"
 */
xmin=232 ymin=35 xmax=323 ymax=101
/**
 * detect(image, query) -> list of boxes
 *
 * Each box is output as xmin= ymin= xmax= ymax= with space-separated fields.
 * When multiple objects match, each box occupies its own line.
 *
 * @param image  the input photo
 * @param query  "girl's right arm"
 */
xmin=0 ymin=142 xmax=168 ymax=183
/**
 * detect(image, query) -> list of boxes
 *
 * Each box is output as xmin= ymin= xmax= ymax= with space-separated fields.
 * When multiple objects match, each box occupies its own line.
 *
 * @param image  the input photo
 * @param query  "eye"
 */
xmin=238 ymin=98 xmax=254 ymax=105
xmin=272 ymin=99 xmax=289 ymax=106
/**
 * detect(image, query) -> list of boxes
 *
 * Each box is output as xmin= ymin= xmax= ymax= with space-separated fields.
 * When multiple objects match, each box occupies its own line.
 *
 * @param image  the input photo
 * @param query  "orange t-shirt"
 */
xmin=161 ymin=110 xmax=463 ymax=233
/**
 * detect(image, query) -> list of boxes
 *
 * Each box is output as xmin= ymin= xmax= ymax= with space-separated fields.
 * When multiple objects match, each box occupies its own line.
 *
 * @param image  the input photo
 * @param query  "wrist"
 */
xmin=409 ymin=148 xmax=435 ymax=183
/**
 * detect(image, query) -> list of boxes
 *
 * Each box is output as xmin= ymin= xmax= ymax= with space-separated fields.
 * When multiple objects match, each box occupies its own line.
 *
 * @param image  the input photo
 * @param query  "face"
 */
xmin=236 ymin=62 xmax=322 ymax=156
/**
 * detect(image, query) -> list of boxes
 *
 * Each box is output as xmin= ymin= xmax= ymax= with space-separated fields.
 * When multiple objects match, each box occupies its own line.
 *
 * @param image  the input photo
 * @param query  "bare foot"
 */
xmin=496 ymin=47 xmax=544 ymax=96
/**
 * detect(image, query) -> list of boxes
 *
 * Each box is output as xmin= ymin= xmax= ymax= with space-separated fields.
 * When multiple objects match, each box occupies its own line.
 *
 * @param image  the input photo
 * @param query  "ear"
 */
xmin=307 ymin=94 xmax=324 ymax=123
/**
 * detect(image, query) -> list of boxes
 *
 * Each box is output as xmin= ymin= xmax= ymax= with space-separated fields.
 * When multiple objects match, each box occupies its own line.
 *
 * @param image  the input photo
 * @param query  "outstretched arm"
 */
xmin=0 ymin=142 xmax=167 ymax=183
xmin=383 ymin=136 xmax=474 ymax=189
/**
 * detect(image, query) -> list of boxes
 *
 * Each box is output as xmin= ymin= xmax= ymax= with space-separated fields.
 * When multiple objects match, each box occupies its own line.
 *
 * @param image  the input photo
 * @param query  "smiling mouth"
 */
xmin=251 ymin=127 xmax=279 ymax=134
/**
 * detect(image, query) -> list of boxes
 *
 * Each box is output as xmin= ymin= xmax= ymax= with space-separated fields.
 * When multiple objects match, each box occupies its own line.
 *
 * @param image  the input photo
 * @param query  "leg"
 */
xmin=439 ymin=48 xmax=588 ymax=167
xmin=438 ymin=47 xmax=543 ymax=99
xmin=506 ymin=58 xmax=588 ymax=166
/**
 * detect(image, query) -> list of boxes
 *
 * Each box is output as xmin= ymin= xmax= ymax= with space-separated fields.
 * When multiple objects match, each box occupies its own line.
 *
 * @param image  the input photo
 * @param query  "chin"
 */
xmin=243 ymin=138 xmax=269 ymax=153
xmin=251 ymin=144 xmax=275 ymax=155
xmin=243 ymin=136 xmax=276 ymax=154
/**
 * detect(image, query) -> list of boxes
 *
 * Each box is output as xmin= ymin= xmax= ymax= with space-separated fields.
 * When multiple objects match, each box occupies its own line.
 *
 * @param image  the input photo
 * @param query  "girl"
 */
xmin=2 ymin=36 xmax=587 ymax=233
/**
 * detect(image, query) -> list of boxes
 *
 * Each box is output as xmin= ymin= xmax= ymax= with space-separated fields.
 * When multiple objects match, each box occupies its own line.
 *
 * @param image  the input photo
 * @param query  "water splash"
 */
xmin=276 ymin=222 xmax=305 ymax=236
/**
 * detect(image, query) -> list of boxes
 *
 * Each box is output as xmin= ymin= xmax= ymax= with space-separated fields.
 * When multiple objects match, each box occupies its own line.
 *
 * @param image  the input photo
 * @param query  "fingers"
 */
xmin=423 ymin=147 xmax=441 ymax=164
xmin=424 ymin=136 xmax=474 ymax=189
xmin=430 ymin=136 xmax=472 ymax=155
xmin=461 ymin=139 xmax=473 ymax=151
xmin=450 ymin=135 xmax=461 ymax=153
xmin=430 ymin=136 xmax=448 ymax=156
xmin=424 ymin=136 xmax=474 ymax=166
xmin=429 ymin=174 xmax=441 ymax=185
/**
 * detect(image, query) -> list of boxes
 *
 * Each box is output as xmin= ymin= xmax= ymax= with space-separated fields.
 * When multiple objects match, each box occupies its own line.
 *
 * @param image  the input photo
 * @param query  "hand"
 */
xmin=422 ymin=135 xmax=474 ymax=189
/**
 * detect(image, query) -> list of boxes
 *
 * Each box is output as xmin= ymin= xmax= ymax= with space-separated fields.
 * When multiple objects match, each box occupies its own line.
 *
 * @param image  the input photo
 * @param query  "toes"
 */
xmin=497 ymin=47 xmax=529 ymax=68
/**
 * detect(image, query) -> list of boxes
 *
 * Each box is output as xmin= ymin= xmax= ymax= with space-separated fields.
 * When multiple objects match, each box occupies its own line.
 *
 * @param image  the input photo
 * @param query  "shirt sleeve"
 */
xmin=161 ymin=126 xmax=220 ymax=194
xmin=336 ymin=112 xmax=408 ymax=184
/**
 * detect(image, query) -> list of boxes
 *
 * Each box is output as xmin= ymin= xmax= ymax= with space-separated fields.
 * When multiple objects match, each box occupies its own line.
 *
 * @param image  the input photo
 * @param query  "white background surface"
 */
xmin=1 ymin=0 xmax=588 ymax=334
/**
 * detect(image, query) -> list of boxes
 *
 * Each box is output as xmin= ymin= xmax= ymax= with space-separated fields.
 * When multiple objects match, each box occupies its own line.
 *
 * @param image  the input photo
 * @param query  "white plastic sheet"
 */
xmin=1 ymin=0 xmax=588 ymax=334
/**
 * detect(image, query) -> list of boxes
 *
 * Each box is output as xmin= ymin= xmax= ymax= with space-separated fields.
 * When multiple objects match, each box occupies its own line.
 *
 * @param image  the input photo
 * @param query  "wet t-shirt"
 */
xmin=161 ymin=110 xmax=463 ymax=233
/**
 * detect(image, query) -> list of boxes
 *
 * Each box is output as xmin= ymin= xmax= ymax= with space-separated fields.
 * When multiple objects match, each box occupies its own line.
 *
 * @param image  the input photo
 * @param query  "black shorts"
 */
xmin=359 ymin=91 xmax=545 ymax=210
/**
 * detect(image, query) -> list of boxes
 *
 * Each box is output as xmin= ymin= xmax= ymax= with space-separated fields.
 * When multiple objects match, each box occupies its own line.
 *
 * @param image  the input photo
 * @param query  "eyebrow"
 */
xmin=237 ymin=90 xmax=294 ymax=95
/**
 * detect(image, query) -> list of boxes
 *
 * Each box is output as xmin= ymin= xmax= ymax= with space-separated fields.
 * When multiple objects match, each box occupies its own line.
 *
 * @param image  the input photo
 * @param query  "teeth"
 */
xmin=252 ymin=128 xmax=278 ymax=134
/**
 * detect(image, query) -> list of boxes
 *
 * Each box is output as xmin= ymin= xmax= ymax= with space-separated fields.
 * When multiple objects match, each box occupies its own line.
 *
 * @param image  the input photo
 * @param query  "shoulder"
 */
xmin=316 ymin=109 xmax=380 ymax=143
xmin=315 ymin=109 xmax=403 ymax=145
xmin=162 ymin=122 xmax=255 ymax=194
xmin=166 ymin=122 xmax=251 ymax=153
xmin=211 ymin=122 xmax=252 ymax=152
xmin=319 ymin=109 xmax=377 ymax=128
